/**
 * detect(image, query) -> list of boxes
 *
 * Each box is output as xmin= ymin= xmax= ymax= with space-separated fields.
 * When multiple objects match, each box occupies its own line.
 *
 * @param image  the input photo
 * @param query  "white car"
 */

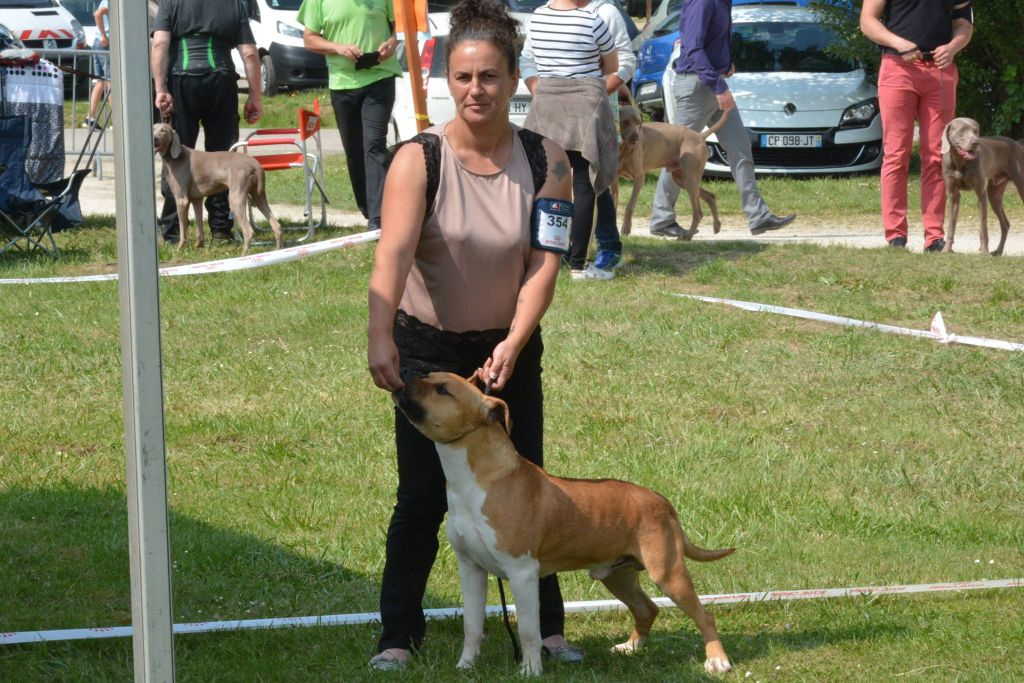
xmin=0 ymin=0 xmax=84 ymax=50
xmin=662 ymin=5 xmax=882 ymax=176
xmin=231 ymin=0 xmax=328 ymax=97
xmin=390 ymin=12 xmax=534 ymax=144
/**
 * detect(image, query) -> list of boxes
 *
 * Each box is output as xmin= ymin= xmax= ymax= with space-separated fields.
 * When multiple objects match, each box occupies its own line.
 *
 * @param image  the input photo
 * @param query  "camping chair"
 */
xmin=0 ymin=115 xmax=90 ymax=256
xmin=230 ymin=99 xmax=329 ymax=245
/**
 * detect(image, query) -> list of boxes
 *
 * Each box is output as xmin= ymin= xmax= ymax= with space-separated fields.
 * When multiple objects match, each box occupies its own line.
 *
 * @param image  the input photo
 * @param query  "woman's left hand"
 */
xmin=480 ymin=340 xmax=520 ymax=392
xmin=378 ymin=37 xmax=399 ymax=60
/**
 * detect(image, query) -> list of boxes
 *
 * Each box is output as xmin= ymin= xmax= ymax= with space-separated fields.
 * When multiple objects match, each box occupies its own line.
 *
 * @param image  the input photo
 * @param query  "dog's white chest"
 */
xmin=436 ymin=443 xmax=537 ymax=579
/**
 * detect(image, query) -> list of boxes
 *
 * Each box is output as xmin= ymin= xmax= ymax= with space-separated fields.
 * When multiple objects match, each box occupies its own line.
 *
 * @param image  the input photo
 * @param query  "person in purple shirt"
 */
xmin=648 ymin=0 xmax=795 ymax=239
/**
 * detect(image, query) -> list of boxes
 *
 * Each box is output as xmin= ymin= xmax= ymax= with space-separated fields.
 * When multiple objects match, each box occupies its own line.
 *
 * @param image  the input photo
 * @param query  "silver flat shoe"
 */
xmin=368 ymin=651 xmax=407 ymax=671
xmin=541 ymin=643 xmax=584 ymax=663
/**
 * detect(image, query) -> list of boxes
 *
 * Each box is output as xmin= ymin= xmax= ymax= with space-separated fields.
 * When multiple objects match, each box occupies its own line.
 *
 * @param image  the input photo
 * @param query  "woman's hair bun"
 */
xmin=446 ymin=0 xmax=520 ymax=72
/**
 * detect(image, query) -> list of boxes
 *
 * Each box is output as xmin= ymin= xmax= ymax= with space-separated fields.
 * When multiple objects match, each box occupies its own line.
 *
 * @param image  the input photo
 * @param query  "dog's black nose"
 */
xmin=399 ymin=368 xmax=423 ymax=383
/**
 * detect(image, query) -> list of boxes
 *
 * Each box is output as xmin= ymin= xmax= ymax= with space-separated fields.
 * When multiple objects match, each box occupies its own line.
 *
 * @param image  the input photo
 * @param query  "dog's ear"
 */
xmin=483 ymin=396 xmax=512 ymax=434
xmin=467 ymin=371 xmax=487 ymax=392
xmin=170 ymin=129 xmax=182 ymax=159
xmin=941 ymin=121 xmax=952 ymax=156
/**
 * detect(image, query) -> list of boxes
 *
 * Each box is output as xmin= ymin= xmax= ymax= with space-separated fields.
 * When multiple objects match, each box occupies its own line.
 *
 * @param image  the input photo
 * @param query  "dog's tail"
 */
xmin=701 ymin=108 xmax=731 ymax=140
xmin=682 ymin=533 xmax=736 ymax=562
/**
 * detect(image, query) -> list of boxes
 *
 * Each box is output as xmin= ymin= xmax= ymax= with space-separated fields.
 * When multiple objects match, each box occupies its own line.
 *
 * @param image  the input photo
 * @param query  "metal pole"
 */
xmin=109 ymin=0 xmax=176 ymax=680
xmin=398 ymin=0 xmax=429 ymax=133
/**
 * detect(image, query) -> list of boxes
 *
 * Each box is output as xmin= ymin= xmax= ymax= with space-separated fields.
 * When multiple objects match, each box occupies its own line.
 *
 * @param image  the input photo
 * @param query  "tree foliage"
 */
xmin=812 ymin=0 xmax=1024 ymax=138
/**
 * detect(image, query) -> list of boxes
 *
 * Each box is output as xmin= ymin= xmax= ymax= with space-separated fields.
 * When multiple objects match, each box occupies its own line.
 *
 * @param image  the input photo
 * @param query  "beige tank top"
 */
xmin=399 ymin=124 xmax=535 ymax=332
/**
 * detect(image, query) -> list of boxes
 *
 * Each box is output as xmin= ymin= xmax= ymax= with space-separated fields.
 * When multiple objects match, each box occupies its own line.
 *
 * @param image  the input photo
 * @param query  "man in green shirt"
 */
xmin=299 ymin=0 xmax=400 ymax=231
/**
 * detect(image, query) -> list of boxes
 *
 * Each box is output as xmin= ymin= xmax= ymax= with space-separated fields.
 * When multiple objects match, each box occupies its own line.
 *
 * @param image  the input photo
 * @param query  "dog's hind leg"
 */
xmin=644 ymin=534 xmax=731 ymax=674
xmin=700 ymin=187 xmax=721 ymax=234
xmin=230 ymin=191 xmax=254 ymax=256
xmin=601 ymin=566 xmax=659 ymax=654
xmin=987 ymin=180 xmax=1010 ymax=256
xmin=252 ymin=189 xmax=284 ymax=250
xmin=455 ymin=557 xmax=487 ymax=670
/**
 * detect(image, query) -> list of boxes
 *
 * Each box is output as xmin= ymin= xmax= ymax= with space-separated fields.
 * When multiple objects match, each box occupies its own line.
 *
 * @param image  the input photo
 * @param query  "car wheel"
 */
xmin=261 ymin=54 xmax=278 ymax=98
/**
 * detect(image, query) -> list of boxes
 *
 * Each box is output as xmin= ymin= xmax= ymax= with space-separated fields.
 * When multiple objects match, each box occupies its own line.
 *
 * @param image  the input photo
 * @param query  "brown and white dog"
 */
xmin=152 ymin=123 xmax=283 ymax=254
xmin=940 ymin=117 xmax=1024 ymax=255
xmin=393 ymin=370 xmax=735 ymax=676
xmin=615 ymin=104 xmax=729 ymax=238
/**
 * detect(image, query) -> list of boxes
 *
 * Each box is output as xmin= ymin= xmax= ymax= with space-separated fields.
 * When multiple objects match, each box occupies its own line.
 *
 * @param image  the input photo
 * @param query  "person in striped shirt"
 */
xmin=521 ymin=0 xmax=620 ymax=280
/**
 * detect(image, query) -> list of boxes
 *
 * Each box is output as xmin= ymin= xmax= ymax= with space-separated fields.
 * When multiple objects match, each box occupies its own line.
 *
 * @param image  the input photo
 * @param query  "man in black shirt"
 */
xmin=150 ymin=0 xmax=262 ymax=242
xmin=860 ymin=0 xmax=973 ymax=252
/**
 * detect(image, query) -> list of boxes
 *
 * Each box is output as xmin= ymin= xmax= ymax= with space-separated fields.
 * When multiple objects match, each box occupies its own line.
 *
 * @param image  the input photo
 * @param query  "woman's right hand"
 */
xmin=336 ymin=43 xmax=362 ymax=61
xmin=368 ymin=333 xmax=403 ymax=392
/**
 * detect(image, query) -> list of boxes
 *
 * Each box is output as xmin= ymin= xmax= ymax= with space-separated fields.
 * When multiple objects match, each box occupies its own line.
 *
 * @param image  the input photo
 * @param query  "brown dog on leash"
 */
xmin=393 ymin=370 xmax=735 ymax=676
xmin=152 ymin=123 xmax=283 ymax=254
xmin=940 ymin=117 xmax=1024 ymax=255
xmin=615 ymin=104 xmax=729 ymax=238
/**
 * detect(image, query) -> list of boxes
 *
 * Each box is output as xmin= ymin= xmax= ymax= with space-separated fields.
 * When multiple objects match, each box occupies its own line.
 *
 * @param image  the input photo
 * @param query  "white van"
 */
xmin=0 ymin=0 xmax=85 ymax=50
xmin=234 ymin=0 xmax=327 ymax=96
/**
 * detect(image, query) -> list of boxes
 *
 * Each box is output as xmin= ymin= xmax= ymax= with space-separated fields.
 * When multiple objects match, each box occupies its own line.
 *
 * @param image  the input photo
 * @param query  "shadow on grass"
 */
xmin=0 ymin=485 xmax=388 ymax=635
xmin=624 ymin=238 xmax=769 ymax=277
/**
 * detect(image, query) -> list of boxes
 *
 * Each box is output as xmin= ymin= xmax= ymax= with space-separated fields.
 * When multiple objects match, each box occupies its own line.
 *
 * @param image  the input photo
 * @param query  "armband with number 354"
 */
xmin=531 ymin=198 xmax=573 ymax=254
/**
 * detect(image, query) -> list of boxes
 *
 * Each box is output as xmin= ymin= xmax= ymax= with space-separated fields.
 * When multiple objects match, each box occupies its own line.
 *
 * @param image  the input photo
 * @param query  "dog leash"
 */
xmin=483 ymin=375 xmax=523 ymax=664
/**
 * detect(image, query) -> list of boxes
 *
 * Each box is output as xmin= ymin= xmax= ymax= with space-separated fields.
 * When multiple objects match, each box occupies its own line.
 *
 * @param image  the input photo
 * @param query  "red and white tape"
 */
xmin=677 ymin=293 xmax=1024 ymax=352
xmin=2 ymin=578 xmax=1020 ymax=646
xmin=0 ymin=230 xmax=381 ymax=285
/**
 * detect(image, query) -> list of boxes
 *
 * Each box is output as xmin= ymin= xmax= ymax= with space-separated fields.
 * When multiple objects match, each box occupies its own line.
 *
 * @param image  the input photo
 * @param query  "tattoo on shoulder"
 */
xmin=551 ymin=161 xmax=569 ymax=181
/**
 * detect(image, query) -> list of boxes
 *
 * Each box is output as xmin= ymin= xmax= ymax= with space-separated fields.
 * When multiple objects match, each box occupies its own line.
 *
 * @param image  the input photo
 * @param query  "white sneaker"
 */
xmin=570 ymin=264 xmax=614 ymax=281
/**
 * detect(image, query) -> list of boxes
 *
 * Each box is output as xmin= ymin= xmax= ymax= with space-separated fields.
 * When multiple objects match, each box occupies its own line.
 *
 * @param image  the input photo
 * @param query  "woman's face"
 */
xmin=447 ymin=40 xmax=518 ymax=125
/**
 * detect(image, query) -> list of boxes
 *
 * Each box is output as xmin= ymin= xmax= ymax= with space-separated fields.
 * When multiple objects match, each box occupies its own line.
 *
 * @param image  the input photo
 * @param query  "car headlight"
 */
xmin=277 ymin=21 xmax=304 ymax=40
xmin=70 ymin=18 xmax=86 ymax=47
xmin=839 ymin=98 xmax=878 ymax=129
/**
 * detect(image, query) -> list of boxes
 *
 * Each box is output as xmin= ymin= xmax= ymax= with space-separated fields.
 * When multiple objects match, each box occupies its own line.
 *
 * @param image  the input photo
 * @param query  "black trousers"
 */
xmin=159 ymin=71 xmax=239 ymax=239
xmin=565 ymin=149 xmax=597 ymax=270
xmin=377 ymin=312 xmax=565 ymax=652
xmin=330 ymin=77 xmax=395 ymax=224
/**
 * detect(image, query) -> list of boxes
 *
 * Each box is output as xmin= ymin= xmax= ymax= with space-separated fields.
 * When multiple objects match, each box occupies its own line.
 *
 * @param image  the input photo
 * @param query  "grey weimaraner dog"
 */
xmin=615 ymin=104 xmax=729 ymax=239
xmin=153 ymin=123 xmax=283 ymax=255
xmin=940 ymin=117 xmax=1024 ymax=255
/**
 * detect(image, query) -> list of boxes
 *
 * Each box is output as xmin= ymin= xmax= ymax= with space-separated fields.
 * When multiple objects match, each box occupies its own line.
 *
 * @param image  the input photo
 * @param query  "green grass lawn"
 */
xmin=1 ymin=214 xmax=1022 ymax=680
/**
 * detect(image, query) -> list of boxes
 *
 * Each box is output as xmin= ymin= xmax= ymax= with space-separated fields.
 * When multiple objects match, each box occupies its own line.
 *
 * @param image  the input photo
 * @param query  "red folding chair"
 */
xmin=230 ymin=99 xmax=328 ymax=244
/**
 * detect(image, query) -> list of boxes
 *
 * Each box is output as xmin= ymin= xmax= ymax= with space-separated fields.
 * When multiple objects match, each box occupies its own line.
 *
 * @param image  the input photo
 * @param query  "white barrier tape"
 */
xmin=2 ymin=578 xmax=1020 ymax=646
xmin=677 ymin=294 xmax=1024 ymax=352
xmin=0 ymin=230 xmax=381 ymax=285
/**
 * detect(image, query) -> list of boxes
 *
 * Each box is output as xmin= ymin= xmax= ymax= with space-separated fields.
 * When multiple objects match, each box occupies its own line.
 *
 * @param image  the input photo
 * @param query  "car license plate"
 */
xmin=510 ymin=99 xmax=531 ymax=115
xmin=638 ymin=82 xmax=657 ymax=96
xmin=760 ymin=134 xmax=822 ymax=148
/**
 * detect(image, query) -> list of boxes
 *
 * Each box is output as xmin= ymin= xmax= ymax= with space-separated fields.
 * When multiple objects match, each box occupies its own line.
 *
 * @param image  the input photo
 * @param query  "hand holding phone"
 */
xmin=355 ymin=51 xmax=381 ymax=70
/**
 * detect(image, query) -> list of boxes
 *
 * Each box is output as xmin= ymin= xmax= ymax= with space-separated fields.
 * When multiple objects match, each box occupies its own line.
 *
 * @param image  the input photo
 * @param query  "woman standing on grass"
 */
xmin=298 ymin=0 xmax=400 ymax=232
xmin=520 ymin=0 xmax=619 ymax=280
xmin=366 ymin=0 xmax=580 ymax=670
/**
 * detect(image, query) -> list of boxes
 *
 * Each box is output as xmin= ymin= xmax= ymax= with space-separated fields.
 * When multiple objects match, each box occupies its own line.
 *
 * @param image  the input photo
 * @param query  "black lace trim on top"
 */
xmin=388 ymin=127 xmax=548 ymax=218
xmin=390 ymin=132 xmax=442 ymax=217
xmin=516 ymin=128 xmax=548 ymax=196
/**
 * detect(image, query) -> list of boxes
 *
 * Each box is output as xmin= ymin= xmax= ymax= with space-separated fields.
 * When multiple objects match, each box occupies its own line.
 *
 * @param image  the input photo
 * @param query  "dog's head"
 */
xmin=392 ymin=371 xmax=511 ymax=444
xmin=152 ymin=122 xmax=181 ymax=159
xmin=941 ymin=117 xmax=981 ymax=161
xmin=619 ymin=104 xmax=643 ymax=148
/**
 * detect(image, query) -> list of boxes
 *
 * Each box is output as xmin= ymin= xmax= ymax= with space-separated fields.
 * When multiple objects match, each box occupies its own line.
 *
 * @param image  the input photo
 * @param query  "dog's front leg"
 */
xmin=943 ymin=187 xmax=960 ymax=253
xmin=976 ymin=185 xmax=990 ymax=255
xmin=456 ymin=556 xmax=487 ymax=670
xmin=192 ymin=200 xmax=205 ymax=248
xmin=508 ymin=571 xmax=543 ymax=677
xmin=175 ymin=199 xmax=190 ymax=252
